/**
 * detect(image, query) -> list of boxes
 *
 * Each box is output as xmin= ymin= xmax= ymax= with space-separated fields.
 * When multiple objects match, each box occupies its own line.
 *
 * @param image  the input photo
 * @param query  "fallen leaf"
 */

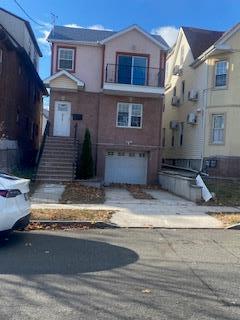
xmin=142 ymin=289 xmax=151 ymax=294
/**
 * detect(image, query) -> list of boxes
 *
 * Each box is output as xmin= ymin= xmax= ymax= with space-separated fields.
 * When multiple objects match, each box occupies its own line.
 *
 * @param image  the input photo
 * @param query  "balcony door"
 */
xmin=117 ymin=55 xmax=148 ymax=86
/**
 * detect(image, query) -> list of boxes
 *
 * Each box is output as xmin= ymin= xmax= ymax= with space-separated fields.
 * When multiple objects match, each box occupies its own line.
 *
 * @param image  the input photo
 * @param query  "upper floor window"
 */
xmin=117 ymin=103 xmax=143 ymax=128
xmin=58 ymin=48 xmax=75 ymax=71
xmin=212 ymin=114 xmax=225 ymax=144
xmin=214 ymin=60 xmax=228 ymax=88
xmin=162 ymin=128 xmax=166 ymax=147
xmin=179 ymin=122 xmax=184 ymax=146
xmin=117 ymin=55 xmax=148 ymax=86
xmin=181 ymin=80 xmax=185 ymax=102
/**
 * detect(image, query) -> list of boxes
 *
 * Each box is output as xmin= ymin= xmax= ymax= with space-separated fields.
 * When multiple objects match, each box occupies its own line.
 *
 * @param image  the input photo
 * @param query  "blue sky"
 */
xmin=0 ymin=0 xmax=239 ymax=80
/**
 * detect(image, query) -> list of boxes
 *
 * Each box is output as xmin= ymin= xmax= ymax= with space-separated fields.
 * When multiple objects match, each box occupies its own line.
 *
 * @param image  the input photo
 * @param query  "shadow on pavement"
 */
xmin=0 ymin=232 xmax=138 ymax=275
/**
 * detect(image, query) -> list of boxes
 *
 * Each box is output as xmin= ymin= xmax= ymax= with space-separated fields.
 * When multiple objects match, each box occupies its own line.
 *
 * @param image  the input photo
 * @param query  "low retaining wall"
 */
xmin=158 ymin=171 xmax=202 ymax=202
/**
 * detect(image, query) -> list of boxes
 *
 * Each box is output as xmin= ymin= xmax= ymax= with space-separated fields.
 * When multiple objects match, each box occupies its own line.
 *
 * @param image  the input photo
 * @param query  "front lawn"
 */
xmin=208 ymin=212 xmax=240 ymax=227
xmin=60 ymin=182 xmax=105 ymax=204
xmin=31 ymin=208 xmax=114 ymax=222
xmin=204 ymin=179 xmax=240 ymax=206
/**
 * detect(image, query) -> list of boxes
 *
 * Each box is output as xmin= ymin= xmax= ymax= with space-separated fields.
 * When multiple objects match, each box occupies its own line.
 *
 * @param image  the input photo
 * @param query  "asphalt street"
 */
xmin=0 ymin=228 xmax=239 ymax=320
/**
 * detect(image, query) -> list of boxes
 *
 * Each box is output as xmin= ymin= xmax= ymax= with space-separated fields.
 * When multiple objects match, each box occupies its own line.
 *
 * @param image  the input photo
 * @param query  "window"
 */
xmin=171 ymin=132 xmax=175 ymax=147
xmin=58 ymin=48 xmax=75 ymax=71
xmin=117 ymin=55 xmax=148 ymax=85
xmin=162 ymin=128 xmax=166 ymax=147
xmin=179 ymin=122 xmax=184 ymax=146
xmin=215 ymin=60 xmax=228 ymax=87
xmin=117 ymin=103 xmax=143 ymax=128
xmin=212 ymin=114 xmax=225 ymax=144
xmin=181 ymin=81 xmax=185 ymax=102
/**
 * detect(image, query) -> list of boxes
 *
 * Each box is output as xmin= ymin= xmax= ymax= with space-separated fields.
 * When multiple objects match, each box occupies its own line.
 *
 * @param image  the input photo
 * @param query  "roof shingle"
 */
xmin=48 ymin=25 xmax=169 ymax=48
xmin=182 ymin=26 xmax=224 ymax=59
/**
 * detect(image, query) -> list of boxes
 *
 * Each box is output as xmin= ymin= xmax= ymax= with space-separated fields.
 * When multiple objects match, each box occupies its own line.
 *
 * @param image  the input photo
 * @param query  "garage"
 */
xmin=104 ymin=151 xmax=148 ymax=185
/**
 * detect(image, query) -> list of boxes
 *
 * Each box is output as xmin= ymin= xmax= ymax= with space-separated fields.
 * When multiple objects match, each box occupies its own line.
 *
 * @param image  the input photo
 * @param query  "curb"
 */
xmin=226 ymin=223 xmax=240 ymax=230
xmin=30 ymin=220 xmax=119 ymax=229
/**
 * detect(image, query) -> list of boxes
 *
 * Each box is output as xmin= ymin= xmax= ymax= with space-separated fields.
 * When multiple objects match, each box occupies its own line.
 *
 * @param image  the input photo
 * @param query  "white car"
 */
xmin=0 ymin=172 xmax=30 ymax=235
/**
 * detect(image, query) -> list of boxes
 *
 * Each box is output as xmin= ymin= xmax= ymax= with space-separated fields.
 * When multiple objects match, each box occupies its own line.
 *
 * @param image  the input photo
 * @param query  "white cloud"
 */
xmin=37 ymin=23 xmax=52 ymax=55
xmin=88 ymin=24 xmax=112 ymax=31
xmin=65 ymin=23 xmax=112 ymax=31
xmin=151 ymin=26 xmax=179 ymax=47
xmin=64 ymin=23 xmax=83 ymax=28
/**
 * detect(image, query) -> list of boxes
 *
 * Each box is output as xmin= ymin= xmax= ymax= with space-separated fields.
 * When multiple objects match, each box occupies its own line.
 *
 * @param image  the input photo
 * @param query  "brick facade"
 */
xmin=0 ymin=27 xmax=46 ymax=168
xmin=49 ymin=90 xmax=163 ymax=183
xmin=204 ymin=157 xmax=240 ymax=178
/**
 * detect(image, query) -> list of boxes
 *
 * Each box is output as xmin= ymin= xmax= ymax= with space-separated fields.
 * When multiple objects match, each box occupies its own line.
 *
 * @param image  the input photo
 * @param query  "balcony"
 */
xmin=103 ymin=63 xmax=165 ymax=97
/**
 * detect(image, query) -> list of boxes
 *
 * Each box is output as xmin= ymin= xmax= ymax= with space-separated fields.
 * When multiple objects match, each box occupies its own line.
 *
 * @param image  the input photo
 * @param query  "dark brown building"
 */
xmin=0 ymin=16 xmax=47 ymax=171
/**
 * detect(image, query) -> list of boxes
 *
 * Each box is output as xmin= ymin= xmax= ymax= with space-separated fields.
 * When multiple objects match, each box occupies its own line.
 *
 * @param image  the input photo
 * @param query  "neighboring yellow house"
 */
xmin=163 ymin=24 xmax=240 ymax=177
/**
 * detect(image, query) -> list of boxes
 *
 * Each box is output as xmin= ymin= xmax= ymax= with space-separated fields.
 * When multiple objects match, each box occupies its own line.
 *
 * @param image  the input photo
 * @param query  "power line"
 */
xmin=13 ymin=0 xmax=46 ymax=27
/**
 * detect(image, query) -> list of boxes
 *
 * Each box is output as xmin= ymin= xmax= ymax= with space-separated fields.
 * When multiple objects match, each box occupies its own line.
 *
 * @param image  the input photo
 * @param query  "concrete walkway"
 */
xmin=31 ymin=184 xmax=66 ymax=204
xmin=31 ymin=187 xmax=240 ymax=228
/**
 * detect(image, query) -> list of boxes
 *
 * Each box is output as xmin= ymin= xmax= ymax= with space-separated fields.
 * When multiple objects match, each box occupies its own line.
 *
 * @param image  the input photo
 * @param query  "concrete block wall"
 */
xmin=158 ymin=171 xmax=202 ymax=202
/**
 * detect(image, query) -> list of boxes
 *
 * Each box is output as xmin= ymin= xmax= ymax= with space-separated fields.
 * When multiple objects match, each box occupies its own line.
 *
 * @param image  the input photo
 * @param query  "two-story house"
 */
xmin=163 ymin=24 xmax=240 ymax=177
xmin=0 ymin=8 xmax=47 ymax=171
xmin=41 ymin=24 xmax=168 ymax=184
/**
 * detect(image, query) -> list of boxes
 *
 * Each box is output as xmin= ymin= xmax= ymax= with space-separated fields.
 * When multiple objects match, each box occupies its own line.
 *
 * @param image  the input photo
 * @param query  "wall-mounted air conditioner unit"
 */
xmin=170 ymin=120 xmax=179 ymax=130
xmin=188 ymin=90 xmax=199 ymax=101
xmin=171 ymin=96 xmax=180 ymax=107
xmin=187 ymin=112 xmax=197 ymax=125
xmin=172 ymin=65 xmax=183 ymax=76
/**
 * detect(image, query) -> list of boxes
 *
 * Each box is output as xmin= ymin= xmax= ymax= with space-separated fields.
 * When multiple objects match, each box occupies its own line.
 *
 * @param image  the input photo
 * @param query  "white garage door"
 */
xmin=105 ymin=151 xmax=148 ymax=185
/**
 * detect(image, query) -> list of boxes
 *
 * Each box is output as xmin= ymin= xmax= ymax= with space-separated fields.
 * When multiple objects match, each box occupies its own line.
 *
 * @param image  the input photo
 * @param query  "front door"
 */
xmin=53 ymin=101 xmax=71 ymax=137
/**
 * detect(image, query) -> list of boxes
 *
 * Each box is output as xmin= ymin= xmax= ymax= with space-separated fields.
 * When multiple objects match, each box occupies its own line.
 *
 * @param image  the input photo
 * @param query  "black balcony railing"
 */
xmin=105 ymin=64 xmax=165 ymax=88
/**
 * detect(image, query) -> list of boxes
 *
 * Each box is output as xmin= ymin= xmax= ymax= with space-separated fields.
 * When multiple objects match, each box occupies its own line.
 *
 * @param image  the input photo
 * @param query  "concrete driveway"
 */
xmin=105 ymin=188 xmax=228 ymax=228
xmin=0 ymin=229 xmax=240 ymax=320
xmin=32 ymin=187 xmax=239 ymax=228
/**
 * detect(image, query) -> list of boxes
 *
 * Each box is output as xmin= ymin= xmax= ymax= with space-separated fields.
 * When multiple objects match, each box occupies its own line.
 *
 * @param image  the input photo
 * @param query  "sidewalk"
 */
xmin=31 ymin=187 xmax=240 ymax=228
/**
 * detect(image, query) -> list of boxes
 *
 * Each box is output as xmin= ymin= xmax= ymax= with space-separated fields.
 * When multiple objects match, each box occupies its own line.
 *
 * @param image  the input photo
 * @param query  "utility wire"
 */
xmin=13 ymin=0 xmax=46 ymax=27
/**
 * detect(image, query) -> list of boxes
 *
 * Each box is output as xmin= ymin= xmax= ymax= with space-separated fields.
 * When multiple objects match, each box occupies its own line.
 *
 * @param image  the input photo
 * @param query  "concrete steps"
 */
xmin=36 ymin=136 xmax=78 ymax=182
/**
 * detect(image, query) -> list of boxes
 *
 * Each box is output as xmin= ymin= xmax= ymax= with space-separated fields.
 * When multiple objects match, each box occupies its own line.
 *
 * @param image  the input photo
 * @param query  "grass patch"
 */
xmin=204 ymin=179 xmax=240 ymax=206
xmin=60 ymin=182 xmax=105 ymax=204
xmin=208 ymin=212 xmax=240 ymax=227
xmin=126 ymin=185 xmax=155 ymax=200
xmin=109 ymin=183 xmax=158 ymax=200
xmin=31 ymin=208 xmax=114 ymax=222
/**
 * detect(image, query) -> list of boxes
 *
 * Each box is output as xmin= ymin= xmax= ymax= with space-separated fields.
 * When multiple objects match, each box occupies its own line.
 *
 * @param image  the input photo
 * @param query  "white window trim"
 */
xmin=57 ymin=48 xmax=75 ymax=71
xmin=116 ymin=102 xmax=143 ymax=129
xmin=211 ymin=114 xmax=225 ymax=145
xmin=214 ymin=60 xmax=228 ymax=89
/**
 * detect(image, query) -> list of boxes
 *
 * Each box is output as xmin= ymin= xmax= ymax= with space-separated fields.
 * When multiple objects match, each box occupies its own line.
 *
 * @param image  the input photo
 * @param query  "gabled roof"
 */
xmin=0 ymin=7 xmax=42 ymax=56
xmin=44 ymin=70 xmax=85 ymax=89
xmin=182 ymin=26 xmax=224 ymax=59
xmin=100 ymin=25 xmax=169 ymax=50
xmin=48 ymin=24 xmax=169 ymax=50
